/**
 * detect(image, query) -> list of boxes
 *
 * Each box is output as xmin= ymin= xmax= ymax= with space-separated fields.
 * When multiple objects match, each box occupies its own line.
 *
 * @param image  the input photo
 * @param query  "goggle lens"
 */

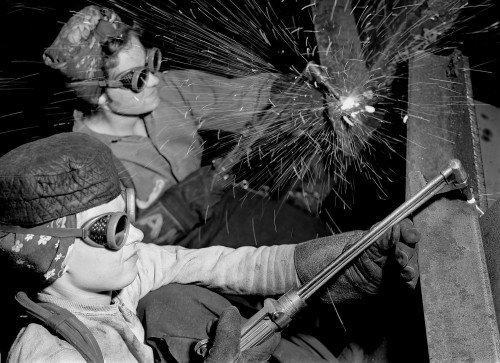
xmin=112 ymin=213 xmax=129 ymax=249
xmin=146 ymin=47 xmax=162 ymax=72
xmin=83 ymin=212 xmax=129 ymax=250
xmin=116 ymin=67 xmax=149 ymax=93
xmin=87 ymin=215 xmax=109 ymax=245
xmin=106 ymin=48 xmax=161 ymax=93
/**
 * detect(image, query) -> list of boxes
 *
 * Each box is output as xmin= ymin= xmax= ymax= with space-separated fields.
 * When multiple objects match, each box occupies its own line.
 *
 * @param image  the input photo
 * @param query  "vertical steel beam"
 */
xmin=480 ymin=199 xmax=500 ymax=333
xmin=407 ymin=51 xmax=500 ymax=361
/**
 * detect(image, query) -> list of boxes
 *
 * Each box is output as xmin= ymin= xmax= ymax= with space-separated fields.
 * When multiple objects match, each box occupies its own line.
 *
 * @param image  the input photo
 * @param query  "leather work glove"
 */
xmin=204 ymin=307 xmax=280 ymax=363
xmin=294 ymin=218 xmax=421 ymax=304
xmin=345 ymin=218 xmax=420 ymax=294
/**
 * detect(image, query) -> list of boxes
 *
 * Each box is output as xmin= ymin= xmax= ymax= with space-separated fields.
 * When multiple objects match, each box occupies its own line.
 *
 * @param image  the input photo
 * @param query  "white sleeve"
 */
xmin=119 ymin=243 xmax=299 ymax=310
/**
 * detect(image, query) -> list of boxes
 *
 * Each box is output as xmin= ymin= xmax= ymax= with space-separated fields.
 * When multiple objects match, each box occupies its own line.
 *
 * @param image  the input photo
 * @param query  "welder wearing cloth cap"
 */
xmin=41 ymin=5 xmax=377 ymax=251
xmin=0 ymin=132 xmax=419 ymax=362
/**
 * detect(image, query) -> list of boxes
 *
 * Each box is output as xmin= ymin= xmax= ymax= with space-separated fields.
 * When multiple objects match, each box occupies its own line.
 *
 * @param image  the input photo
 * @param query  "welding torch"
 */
xmin=196 ymin=158 xmax=478 ymax=356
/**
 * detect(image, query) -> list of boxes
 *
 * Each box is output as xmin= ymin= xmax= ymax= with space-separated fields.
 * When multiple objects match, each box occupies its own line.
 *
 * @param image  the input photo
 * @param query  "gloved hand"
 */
xmin=294 ymin=218 xmax=420 ymax=304
xmin=345 ymin=218 xmax=420 ymax=294
xmin=205 ymin=306 xmax=281 ymax=363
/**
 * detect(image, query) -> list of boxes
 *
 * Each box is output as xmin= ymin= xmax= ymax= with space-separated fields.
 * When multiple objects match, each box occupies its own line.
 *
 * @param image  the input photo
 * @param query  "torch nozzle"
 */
xmin=442 ymin=159 xmax=484 ymax=215
xmin=305 ymin=62 xmax=341 ymax=100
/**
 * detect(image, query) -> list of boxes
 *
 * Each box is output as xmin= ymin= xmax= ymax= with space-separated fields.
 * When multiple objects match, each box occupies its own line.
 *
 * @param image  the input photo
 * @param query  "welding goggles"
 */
xmin=106 ymin=47 xmax=162 ymax=92
xmin=72 ymin=47 xmax=162 ymax=93
xmin=0 ymin=188 xmax=136 ymax=251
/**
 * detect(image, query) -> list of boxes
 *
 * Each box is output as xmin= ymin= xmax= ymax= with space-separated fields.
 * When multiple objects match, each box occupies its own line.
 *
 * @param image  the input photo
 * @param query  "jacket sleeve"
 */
xmin=120 ymin=243 xmax=299 ymax=310
xmin=158 ymin=70 xmax=279 ymax=133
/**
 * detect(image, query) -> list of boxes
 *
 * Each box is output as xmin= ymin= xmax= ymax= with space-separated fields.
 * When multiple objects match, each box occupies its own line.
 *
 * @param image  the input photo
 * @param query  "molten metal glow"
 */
xmin=340 ymin=96 xmax=358 ymax=111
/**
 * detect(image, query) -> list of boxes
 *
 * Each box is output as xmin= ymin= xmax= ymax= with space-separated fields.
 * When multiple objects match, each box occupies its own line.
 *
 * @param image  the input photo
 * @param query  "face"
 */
xmin=57 ymin=195 xmax=144 ymax=294
xmin=104 ymin=35 xmax=160 ymax=115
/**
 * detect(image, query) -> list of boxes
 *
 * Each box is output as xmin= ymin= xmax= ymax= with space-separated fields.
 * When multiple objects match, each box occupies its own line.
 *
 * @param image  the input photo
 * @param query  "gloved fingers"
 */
xmin=205 ymin=306 xmax=241 ymax=363
xmin=389 ymin=222 xmax=401 ymax=249
xmin=399 ymin=249 xmax=419 ymax=284
xmin=347 ymin=253 xmax=384 ymax=295
xmin=241 ymin=333 xmax=281 ymax=363
xmin=368 ymin=226 xmax=393 ymax=257
xmin=399 ymin=218 xmax=421 ymax=247
xmin=394 ymin=235 xmax=417 ymax=268
xmin=394 ymin=244 xmax=411 ymax=269
xmin=401 ymin=264 xmax=419 ymax=286
xmin=393 ymin=219 xmax=419 ymax=269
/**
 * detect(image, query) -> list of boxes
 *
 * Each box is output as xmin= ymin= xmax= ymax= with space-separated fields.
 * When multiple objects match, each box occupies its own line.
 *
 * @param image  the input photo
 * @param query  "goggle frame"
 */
xmin=70 ymin=47 xmax=162 ymax=93
xmin=0 ymin=188 xmax=136 ymax=251
xmin=106 ymin=47 xmax=162 ymax=93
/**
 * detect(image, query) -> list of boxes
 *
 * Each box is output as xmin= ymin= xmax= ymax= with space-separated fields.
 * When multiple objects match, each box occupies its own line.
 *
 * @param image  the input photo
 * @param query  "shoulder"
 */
xmin=8 ymin=323 xmax=85 ymax=363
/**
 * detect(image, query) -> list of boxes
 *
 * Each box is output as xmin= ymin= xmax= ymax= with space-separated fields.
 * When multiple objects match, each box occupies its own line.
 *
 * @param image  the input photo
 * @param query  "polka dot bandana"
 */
xmin=0 ymin=215 xmax=76 ymax=285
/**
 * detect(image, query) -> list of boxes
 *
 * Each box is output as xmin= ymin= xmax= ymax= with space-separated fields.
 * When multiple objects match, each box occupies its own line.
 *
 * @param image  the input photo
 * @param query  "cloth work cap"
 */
xmin=0 ymin=132 xmax=122 ymax=284
xmin=0 ymin=132 xmax=121 ymax=226
xmin=43 ymin=5 xmax=128 ymax=104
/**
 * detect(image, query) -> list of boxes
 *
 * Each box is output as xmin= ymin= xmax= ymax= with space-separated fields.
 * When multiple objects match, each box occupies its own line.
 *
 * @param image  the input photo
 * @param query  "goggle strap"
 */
xmin=69 ymin=79 xmax=113 ymax=90
xmin=125 ymin=188 xmax=136 ymax=223
xmin=0 ymin=224 xmax=86 ymax=239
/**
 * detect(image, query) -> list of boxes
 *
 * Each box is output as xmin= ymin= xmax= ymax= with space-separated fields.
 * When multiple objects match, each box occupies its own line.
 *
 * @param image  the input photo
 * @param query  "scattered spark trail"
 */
xmin=2 ymin=0 xmax=499 ymax=216
xmin=87 ymin=0 xmax=500 ymax=212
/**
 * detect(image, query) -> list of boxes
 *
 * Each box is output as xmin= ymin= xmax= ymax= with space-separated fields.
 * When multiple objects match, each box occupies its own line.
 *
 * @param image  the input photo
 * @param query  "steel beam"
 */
xmin=480 ymin=199 xmax=500 ymax=333
xmin=407 ymin=51 xmax=500 ymax=361
xmin=312 ymin=0 xmax=497 ymax=360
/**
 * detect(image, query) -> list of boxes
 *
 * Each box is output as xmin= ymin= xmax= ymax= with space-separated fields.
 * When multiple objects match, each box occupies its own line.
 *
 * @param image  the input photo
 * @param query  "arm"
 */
xmin=120 ymin=243 xmax=299 ymax=309
xmin=159 ymin=70 xmax=279 ymax=133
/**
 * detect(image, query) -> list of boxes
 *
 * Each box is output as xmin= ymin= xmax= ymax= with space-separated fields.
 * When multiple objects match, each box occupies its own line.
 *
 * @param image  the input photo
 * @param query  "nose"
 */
xmin=127 ymin=224 xmax=144 ymax=245
xmin=146 ymin=72 xmax=160 ymax=88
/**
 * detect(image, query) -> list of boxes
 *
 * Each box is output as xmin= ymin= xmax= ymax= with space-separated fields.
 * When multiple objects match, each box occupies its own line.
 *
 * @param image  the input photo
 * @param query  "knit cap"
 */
xmin=0 ymin=132 xmax=122 ymax=285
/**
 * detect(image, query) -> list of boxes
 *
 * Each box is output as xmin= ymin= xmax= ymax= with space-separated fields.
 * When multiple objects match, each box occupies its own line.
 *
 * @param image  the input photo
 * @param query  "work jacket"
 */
xmin=74 ymin=70 xmax=278 ymax=210
xmin=8 ymin=243 xmax=297 ymax=362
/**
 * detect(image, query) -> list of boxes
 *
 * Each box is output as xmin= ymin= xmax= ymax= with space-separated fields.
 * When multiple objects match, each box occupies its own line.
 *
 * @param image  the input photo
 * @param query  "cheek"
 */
xmin=69 ymin=244 xmax=135 ymax=290
xmin=71 ymin=249 xmax=116 ymax=279
xmin=106 ymin=89 xmax=139 ymax=108
xmin=106 ymin=88 xmax=159 ymax=113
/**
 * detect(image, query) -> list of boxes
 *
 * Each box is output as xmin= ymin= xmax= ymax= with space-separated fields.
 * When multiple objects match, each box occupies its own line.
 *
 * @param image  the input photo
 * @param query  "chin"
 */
xmin=112 ymin=95 xmax=160 ymax=116
xmin=134 ymin=100 xmax=160 ymax=116
xmin=109 ymin=274 xmax=137 ymax=291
